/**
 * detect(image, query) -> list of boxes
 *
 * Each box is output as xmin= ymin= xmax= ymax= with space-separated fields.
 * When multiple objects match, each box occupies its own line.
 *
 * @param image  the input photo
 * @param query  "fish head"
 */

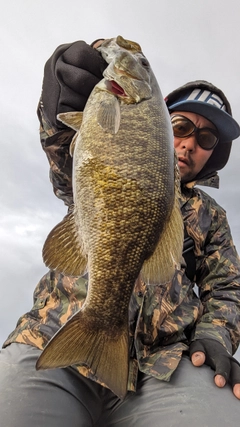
xmin=97 ymin=47 xmax=153 ymax=104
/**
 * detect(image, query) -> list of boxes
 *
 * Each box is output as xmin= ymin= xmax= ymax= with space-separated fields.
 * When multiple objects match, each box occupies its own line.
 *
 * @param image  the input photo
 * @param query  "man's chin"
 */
xmin=180 ymin=172 xmax=196 ymax=184
xmin=178 ymin=164 xmax=197 ymax=183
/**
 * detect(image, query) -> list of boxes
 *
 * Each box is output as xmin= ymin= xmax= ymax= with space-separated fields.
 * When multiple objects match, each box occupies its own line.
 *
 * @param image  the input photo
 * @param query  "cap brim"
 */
xmin=168 ymin=100 xmax=240 ymax=143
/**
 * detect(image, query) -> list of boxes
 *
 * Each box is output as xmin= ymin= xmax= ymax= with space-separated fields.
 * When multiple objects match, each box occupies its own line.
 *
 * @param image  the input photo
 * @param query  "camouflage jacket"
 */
xmin=4 ymin=105 xmax=240 ymax=391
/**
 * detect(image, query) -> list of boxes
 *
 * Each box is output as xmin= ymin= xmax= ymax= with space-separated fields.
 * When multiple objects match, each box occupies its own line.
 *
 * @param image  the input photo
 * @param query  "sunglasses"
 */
xmin=171 ymin=114 xmax=219 ymax=150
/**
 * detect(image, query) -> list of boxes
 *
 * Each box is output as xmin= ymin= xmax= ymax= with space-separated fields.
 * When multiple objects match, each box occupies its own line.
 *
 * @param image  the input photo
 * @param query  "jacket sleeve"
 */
xmin=193 ymin=198 xmax=240 ymax=355
xmin=36 ymin=40 xmax=107 ymax=207
xmin=37 ymin=101 xmax=75 ymax=207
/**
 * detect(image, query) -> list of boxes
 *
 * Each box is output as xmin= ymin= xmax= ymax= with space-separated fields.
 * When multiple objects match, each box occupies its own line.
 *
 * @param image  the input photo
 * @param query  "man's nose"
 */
xmin=179 ymin=134 xmax=198 ymax=151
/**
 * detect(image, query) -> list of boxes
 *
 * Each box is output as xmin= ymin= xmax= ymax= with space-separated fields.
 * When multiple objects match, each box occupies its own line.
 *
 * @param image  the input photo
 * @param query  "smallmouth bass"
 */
xmin=36 ymin=36 xmax=184 ymax=399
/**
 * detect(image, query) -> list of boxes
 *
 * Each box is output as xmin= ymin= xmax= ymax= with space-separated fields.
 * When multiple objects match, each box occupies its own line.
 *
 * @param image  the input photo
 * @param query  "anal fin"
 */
xmin=141 ymin=194 xmax=184 ymax=284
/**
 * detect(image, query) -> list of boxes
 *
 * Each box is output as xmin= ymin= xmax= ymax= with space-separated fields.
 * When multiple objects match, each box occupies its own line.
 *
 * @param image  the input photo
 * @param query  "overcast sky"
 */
xmin=1 ymin=0 xmax=240 ymax=362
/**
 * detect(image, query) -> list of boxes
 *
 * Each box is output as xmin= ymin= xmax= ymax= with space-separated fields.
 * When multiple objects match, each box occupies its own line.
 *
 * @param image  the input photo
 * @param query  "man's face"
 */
xmin=172 ymin=111 xmax=216 ymax=183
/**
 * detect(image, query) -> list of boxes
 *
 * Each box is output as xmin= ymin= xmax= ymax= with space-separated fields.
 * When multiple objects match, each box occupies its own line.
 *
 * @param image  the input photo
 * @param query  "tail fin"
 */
xmin=36 ymin=310 xmax=129 ymax=400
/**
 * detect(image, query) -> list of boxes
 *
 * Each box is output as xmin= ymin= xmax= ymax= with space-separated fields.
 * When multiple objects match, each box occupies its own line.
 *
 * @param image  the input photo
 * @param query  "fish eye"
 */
xmin=140 ymin=57 xmax=149 ymax=68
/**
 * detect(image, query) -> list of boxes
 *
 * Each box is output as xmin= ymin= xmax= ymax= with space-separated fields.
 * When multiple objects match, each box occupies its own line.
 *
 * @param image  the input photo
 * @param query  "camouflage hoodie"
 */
xmin=3 ymin=102 xmax=240 ymax=392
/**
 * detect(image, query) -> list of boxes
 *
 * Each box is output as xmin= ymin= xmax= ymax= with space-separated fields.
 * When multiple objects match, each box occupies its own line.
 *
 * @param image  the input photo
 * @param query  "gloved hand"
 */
xmin=41 ymin=40 xmax=108 ymax=130
xmin=190 ymin=338 xmax=240 ymax=399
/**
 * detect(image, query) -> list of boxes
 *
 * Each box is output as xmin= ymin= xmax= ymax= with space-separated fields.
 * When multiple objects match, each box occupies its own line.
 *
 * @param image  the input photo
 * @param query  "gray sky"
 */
xmin=1 ymin=0 xmax=240 ymax=362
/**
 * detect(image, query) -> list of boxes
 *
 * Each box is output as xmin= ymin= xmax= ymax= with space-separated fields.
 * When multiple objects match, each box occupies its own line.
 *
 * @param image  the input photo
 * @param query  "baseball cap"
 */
xmin=166 ymin=81 xmax=240 ymax=143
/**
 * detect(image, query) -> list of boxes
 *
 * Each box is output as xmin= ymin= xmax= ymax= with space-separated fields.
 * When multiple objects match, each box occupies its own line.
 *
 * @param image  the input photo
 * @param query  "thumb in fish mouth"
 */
xmin=91 ymin=39 xmax=105 ymax=49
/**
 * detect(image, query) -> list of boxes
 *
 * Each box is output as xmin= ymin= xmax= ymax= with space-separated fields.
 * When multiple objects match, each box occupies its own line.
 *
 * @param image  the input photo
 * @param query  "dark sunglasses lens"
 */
xmin=171 ymin=116 xmax=219 ymax=150
xmin=197 ymin=130 xmax=218 ymax=150
xmin=171 ymin=117 xmax=194 ymax=137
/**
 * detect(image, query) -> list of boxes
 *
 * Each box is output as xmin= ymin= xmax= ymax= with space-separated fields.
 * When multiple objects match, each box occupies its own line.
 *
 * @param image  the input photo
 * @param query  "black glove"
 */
xmin=189 ymin=338 xmax=240 ymax=387
xmin=41 ymin=40 xmax=108 ymax=129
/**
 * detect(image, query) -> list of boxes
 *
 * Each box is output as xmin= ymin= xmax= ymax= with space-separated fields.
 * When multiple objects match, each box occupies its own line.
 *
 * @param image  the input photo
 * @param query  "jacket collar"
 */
xmin=182 ymin=171 xmax=219 ymax=190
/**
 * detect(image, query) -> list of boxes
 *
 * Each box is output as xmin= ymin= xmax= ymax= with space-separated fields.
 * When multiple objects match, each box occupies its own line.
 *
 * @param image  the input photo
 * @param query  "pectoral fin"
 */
xmin=42 ymin=210 xmax=87 ymax=277
xmin=97 ymin=97 xmax=121 ymax=134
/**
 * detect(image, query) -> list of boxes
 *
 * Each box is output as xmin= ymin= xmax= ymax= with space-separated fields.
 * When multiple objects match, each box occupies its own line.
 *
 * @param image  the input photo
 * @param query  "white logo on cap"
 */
xmin=187 ymin=89 xmax=226 ymax=111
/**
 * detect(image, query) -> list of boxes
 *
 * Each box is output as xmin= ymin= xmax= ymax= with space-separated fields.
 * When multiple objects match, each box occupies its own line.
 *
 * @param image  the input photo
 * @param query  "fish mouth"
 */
xmin=106 ymin=80 xmax=127 ymax=97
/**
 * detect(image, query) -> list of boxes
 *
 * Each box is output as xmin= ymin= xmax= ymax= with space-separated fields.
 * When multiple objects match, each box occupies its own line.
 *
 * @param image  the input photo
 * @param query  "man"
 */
xmin=0 ymin=39 xmax=240 ymax=426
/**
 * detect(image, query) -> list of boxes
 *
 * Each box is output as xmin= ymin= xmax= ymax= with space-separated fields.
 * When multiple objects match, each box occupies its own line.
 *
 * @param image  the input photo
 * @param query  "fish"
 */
xmin=36 ymin=36 xmax=184 ymax=400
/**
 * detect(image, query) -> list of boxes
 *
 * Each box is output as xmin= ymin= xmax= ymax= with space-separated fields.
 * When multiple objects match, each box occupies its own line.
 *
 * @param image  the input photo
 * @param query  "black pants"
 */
xmin=0 ymin=343 xmax=239 ymax=426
